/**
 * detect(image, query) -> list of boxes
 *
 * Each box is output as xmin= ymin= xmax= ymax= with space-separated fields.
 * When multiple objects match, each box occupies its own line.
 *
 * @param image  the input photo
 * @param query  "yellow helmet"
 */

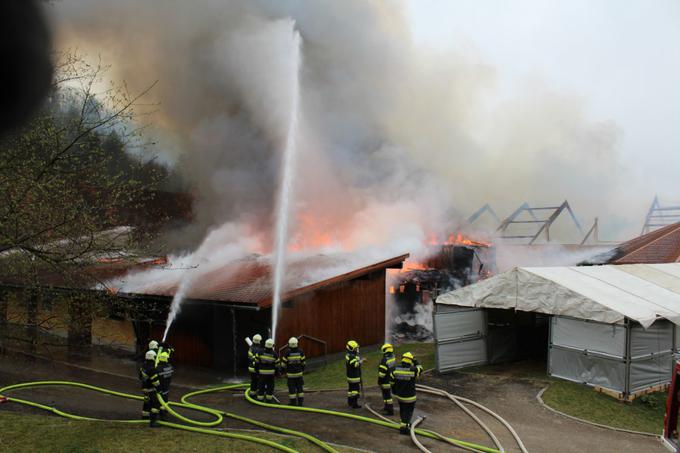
xmin=402 ymin=352 xmax=414 ymax=363
xmin=158 ymin=351 xmax=170 ymax=363
xmin=381 ymin=343 xmax=393 ymax=353
xmin=346 ymin=340 xmax=359 ymax=352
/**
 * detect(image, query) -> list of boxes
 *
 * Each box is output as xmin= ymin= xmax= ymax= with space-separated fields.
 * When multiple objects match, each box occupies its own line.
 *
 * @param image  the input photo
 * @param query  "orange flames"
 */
xmin=288 ymin=212 xmax=339 ymax=252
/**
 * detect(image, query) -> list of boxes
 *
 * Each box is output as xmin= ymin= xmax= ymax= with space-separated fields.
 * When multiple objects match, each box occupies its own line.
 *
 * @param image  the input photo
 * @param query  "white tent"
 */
xmin=434 ymin=263 xmax=680 ymax=398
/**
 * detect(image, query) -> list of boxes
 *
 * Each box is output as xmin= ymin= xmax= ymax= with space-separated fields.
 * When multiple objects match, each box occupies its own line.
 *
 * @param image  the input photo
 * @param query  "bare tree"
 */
xmin=0 ymin=51 xmax=167 ymax=355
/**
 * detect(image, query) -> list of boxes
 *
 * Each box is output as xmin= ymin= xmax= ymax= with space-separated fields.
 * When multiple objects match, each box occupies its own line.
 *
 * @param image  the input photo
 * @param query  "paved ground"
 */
xmin=0 ymin=352 xmax=667 ymax=452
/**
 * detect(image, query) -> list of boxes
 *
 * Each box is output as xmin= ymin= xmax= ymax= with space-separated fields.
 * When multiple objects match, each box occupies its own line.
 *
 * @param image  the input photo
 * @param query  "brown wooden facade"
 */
xmin=275 ymin=270 xmax=386 ymax=356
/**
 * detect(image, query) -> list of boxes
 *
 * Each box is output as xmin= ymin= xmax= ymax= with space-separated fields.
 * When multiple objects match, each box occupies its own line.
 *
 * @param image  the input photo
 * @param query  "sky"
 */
xmin=405 ymin=0 xmax=680 ymax=233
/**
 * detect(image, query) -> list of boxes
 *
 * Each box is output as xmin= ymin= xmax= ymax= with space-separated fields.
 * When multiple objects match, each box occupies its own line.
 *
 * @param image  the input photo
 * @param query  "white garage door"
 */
xmin=434 ymin=305 xmax=487 ymax=372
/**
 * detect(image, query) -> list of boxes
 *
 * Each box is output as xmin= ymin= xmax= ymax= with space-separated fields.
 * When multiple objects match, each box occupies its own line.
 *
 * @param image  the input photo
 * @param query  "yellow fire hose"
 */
xmin=1 ymin=380 xmax=501 ymax=453
xmin=0 ymin=381 xmax=297 ymax=453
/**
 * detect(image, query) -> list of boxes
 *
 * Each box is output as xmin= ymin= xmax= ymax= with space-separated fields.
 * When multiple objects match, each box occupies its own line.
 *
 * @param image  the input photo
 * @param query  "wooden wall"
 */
xmin=275 ymin=270 xmax=386 ymax=356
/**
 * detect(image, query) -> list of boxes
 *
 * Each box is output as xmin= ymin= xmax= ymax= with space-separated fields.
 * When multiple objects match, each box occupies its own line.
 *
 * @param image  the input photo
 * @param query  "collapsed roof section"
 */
xmin=495 ymin=201 xmax=583 ymax=244
xmin=436 ymin=263 xmax=680 ymax=328
xmin=641 ymin=196 xmax=680 ymax=235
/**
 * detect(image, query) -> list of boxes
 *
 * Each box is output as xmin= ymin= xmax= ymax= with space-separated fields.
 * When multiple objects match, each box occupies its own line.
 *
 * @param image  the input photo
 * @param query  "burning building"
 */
xmin=111 ymin=252 xmax=408 ymax=371
xmin=388 ymin=235 xmax=495 ymax=340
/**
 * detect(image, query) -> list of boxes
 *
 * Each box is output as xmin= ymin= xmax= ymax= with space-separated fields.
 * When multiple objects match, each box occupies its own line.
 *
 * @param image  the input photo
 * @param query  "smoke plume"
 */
xmin=52 ymin=0 xmax=632 ymax=256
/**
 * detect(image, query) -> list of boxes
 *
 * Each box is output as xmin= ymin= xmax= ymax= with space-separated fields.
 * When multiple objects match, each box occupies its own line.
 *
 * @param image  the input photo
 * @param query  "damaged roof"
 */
xmin=116 ymin=253 xmax=409 ymax=307
xmin=610 ymin=221 xmax=680 ymax=264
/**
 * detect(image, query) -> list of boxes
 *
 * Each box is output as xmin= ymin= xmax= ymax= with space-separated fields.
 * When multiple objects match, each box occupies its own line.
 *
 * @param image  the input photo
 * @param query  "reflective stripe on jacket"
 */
xmin=138 ymin=361 xmax=160 ymax=390
xmin=389 ymin=361 xmax=422 ymax=403
xmin=346 ymin=352 xmax=361 ymax=381
xmin=377 ymin=352 xmax=396 ymax=385
xmin=248 ymin=344 xmax=263 ymax=373
xmin=282 ymin=348 xmax=306 ymax=378
xmin=257 ymin=348 xmax=279 ymax=375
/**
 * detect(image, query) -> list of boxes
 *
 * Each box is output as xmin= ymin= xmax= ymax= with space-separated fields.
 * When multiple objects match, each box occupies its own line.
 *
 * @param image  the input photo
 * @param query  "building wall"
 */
xmin=275 ymin=270 xmax=386 ymax=356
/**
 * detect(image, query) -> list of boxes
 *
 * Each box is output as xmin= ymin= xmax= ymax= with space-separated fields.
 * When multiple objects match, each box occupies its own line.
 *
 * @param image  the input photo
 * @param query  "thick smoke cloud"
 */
xmin=52 ymin=0 xmax=630 ymax=255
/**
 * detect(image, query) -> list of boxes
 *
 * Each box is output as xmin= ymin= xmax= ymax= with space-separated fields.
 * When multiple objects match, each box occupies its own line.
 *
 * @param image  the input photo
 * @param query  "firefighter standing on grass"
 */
xmin=257 ymin=338 xmax=279 ymax=403
xmin=377 ymin=343 xmax=396 ymax=415
xmin=390 ymin=351 xmax=423 ymax=434
xmin=157 ymin=351 xmax=174 ymax=421
xmin=282 ymin=336 xmax=306 ymax=406
xmin=248 ymin=334 xmax=263 ymax=397
xmin=345 ymin=340 xmax=363 ymax=408
xmin=138 ymin=349 xmax=161 ymax=428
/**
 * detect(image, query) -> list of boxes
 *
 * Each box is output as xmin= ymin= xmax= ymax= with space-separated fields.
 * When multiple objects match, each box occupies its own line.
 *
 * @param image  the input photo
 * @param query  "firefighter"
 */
xmin=390 ymin=351 xmax=423 ymax=435
xmin=282 ymin=336 xmax=306 ymax=406
xmin=138 ymin=349 xmax=162 ymax=427
xmin=248 ymin=334 xmax=263 ymax=397
xmin=257 ymin=338 xmax=278 ymax=403
xmin=377 ymin=343 xmax=396 ymax=415
xmin=157 ymin=351 xmax=174 ymax=421
xmin=345 ymin=340 xmax=363 ymax=408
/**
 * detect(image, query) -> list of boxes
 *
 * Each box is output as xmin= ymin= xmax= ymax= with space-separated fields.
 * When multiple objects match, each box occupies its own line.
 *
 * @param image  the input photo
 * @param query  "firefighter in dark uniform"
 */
xmin=345 ymin=340 xmax=363 ymax=408
xmin=138 ymin=349 xmax=162 ymax=427
xmin=248 ymin=334 xmax=263 ymax=397
xmin=377 ymin=343 xmax=396 ymax=415
xmin=390 ymin=351 xmax=423 ymax=434
xmin=157 ymin=350 xmax=174 ymax=421
xmin=257 ymin=338 xmax=278 ymax=403
xmin=282 ymin=336 xmax=306 ymax=406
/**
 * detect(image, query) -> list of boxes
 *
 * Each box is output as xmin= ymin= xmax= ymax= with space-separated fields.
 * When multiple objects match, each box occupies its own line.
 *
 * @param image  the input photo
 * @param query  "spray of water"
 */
xmin=271 ymin=29 xmax=302 ymax=342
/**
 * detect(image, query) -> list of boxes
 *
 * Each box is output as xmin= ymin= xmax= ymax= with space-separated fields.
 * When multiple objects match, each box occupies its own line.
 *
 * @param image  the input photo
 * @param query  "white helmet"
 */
xmin=265 ymin=338 xmax=274 ymax=349
xmin=253 ymin=334 xmax=262 ymax=344
xmin=148 ymin=340 xmax=159 ymax=350
xmin=288 ymin=337 xmax=298 ymax=348
xmin=145 ymin=350 xmax=157 ymax=361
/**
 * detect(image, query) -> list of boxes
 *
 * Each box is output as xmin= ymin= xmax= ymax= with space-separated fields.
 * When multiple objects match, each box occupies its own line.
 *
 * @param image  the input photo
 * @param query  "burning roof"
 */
xmin=112 ymin=252 xmax=408 ymax=307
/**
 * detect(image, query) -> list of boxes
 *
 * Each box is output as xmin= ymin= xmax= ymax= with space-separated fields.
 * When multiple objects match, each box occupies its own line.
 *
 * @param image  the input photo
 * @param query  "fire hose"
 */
xmin=364 ymin=403 xmax=485 ymax=453
xmin=410 ymin=416 xmax=430 ymax=453
xmin=416 ymin=384 xmax=529 ymax=453
xmin=0 ymin=380 xmax=327 ymax=452
xmin=244 ymin=388 xmax=500 ymax=453
xmin=1 ymin=379 xmax=507 ymax=452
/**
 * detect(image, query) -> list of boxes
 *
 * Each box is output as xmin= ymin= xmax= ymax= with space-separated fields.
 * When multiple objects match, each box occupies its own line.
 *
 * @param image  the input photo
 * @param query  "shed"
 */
xmin=434 ymin=264 xmax=680 ymax=398
xmin=115 ymin=252 xmax=408 ymax=371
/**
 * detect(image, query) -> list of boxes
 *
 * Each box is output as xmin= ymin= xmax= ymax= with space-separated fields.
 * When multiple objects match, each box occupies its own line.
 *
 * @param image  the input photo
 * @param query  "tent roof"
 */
xmin=436 ymin=263 xmax=680 ymax=328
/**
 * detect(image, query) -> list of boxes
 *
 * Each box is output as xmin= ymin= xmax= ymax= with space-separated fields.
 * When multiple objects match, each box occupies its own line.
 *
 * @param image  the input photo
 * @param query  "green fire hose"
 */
xmin=243 ymin=389 xmax=500 ymax=453
xmin=0 ymin=381 xmax=296 ymax=453
xmin=1 ymin=380 xmax=500 ymax=453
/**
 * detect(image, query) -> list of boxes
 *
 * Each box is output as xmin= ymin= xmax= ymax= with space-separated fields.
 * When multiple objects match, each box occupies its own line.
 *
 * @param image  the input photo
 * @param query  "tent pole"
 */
xmin=624 ymin=318 xmax=631 ymax=400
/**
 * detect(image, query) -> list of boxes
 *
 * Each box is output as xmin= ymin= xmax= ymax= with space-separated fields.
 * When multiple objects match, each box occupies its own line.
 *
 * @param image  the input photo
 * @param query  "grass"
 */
xmin=0 ymin=411 xmax=330 ymax=453
xmin=299 ymin=342 xmax=434 ymax=390
xmin=541 ymin=380 xmax=666 ymax=434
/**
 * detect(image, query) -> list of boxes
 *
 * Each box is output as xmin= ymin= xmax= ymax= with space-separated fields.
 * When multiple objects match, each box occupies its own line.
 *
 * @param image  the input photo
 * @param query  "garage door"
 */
xmin=434 ymin=305 xmax=487 ymax=372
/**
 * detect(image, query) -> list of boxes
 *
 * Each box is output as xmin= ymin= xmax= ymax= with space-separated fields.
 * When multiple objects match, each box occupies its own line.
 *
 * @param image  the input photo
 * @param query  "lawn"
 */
xmin=300 ymin=341 xmax=434 ymax=390
xmin=0 ymin=411 xmax=324 ymax=453
xmin=541 ymin=380 xmax=666 ymax=434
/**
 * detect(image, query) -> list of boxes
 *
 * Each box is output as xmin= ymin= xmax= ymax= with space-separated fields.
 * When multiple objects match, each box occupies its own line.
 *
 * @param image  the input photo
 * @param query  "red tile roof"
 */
xmin=611 ymin=222 xmax=680 ymax=264
xmin=117 ymin=253 xmax=409 ymax=307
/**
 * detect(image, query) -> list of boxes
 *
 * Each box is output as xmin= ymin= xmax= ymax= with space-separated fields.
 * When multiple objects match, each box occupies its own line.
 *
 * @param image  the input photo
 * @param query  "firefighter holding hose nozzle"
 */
xmin=257 ymin=338 xmax=279 ymax=403
xmin=282 ymin=336 xmax=306 ymax=406
xmin=138 ymin=349 xmax=162 ymax=427
xmin=248 ymin=334 xmax=263 ymax=397
xmin=345 ymin=340 xmax=363 ymax=408
xmin=390 ymin=351 xmax=423 ymax=435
